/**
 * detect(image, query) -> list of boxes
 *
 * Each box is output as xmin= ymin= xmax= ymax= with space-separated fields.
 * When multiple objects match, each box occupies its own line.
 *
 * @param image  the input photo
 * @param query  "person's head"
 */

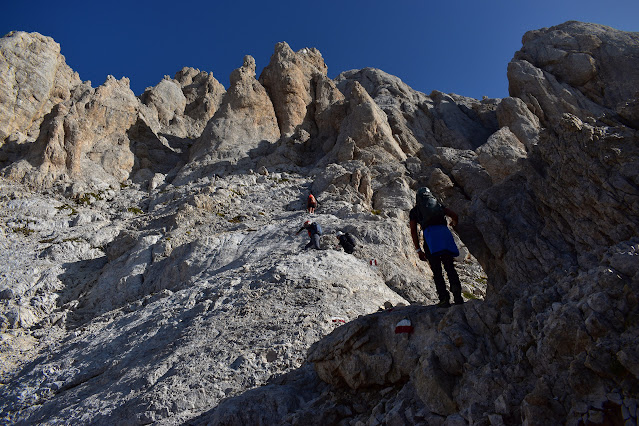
xmin=336 ymin=231 xmax=344 ymax=237
xmin=416 ymin=187 xmax=432 ymax=199
xmin=416 ymin=186 xmax=437 ymax=207
xmin=303 ymin=220 xmax=312 ymax=228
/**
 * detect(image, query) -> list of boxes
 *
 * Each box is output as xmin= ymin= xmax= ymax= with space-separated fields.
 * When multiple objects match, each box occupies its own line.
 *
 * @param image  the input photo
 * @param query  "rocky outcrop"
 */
xmin=0 ymin=21 xmax=637 ymax=426
xmin=508 ymin=20 xmax=639 ymax=128
xmin=0 ymin=32 xmax=81 ymax=143
xmin=174 ymin=67 xmax=225 ymax=124
xmin=326 ymin=81 xmax=407 ymax=165
xmin=0 ymin=34 xmax=223 ymax=192
xmin=144 ymin=67 xmax=226 ymax=137
xmin=5 ymin=76 xmax=139 ymax=189
xmin=260 ymin=42 xmax=332 ymax=138
xmin=141 ymin=77 xmax=187 ymax=127
xmin=177 ymin=56 xmax=281 ymax=182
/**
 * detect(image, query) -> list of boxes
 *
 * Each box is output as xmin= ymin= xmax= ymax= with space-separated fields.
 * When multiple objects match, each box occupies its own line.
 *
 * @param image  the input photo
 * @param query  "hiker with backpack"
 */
xmin=409 ymin=187 xmax=463 ymax=307
xmin=296 ymin=220 xmax=322 ymax=250
xmin=307 ymin=193 xmax=317 ymax=214
xmin=336 ymin=231 xmax=356 ymax=254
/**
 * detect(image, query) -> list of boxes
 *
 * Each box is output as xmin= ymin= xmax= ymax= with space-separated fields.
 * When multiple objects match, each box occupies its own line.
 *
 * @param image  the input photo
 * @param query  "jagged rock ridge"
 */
xmin=0 ymin=21 xmax=637 ymax=425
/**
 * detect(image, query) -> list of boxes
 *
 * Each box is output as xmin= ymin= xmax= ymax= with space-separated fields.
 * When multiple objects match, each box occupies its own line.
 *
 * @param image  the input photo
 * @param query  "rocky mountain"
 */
xmin=0 ymin=20 xmax=637 ymax=425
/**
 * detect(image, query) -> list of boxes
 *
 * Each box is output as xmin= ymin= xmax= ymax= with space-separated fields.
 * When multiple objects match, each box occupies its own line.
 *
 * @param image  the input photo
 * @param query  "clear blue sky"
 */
xmin=2 ymin=0 xmax=638 ymax=100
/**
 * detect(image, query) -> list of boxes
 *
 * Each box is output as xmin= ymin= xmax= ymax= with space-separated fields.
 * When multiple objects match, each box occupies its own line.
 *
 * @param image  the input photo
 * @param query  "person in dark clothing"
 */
xmin=296 ymin=220 xmax=322 ymax=250
xmin=409 ymin=187 xmax=463 ymax=308
xmin=336 ymin=231 xmax=356 ymax=254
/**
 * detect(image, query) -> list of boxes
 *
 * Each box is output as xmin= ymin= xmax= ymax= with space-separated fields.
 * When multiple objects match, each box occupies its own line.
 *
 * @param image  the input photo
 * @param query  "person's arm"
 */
xmin=410 ymin=219 xmax=428 ymax=261
xmin=295 ymin=227 xmax=304 ymax=235
xmin=443 ymin=207 xmax=458 ymax=228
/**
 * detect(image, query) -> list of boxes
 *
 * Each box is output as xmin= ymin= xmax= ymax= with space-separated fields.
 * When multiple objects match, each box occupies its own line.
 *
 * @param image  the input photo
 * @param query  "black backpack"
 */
xmin=416 ymin=191 xmax=444 ymax=228
xmin=340 ymin=233 xmax=356 ymax=253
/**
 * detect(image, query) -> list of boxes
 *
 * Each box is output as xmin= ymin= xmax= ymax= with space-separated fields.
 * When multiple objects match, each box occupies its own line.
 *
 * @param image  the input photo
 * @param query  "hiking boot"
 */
xmin=436 ymin=300 xmax=451 ymax=308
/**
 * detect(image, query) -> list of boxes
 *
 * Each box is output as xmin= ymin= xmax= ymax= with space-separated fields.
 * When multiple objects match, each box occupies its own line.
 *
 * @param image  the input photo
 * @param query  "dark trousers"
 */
xmin=427 ymin=252 xmax=462 ymax=303
xmin=305 ymin=233 xmax=321 ymax=250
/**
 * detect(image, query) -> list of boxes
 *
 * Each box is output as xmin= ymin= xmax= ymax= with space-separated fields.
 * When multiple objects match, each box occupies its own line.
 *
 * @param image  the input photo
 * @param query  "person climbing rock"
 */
xmin=296 ymin=220 xmax=322 ymax=250
xmin=409 ymin=187 xmax=463 ymax=308
xmin=336 ymin=230 xmax=356 ymax=254
xmin=307 ymin=193 xmax=317 ymax=214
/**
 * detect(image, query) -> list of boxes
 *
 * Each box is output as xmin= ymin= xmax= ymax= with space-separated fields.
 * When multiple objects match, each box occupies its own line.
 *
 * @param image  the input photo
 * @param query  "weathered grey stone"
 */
xmin=0 ymin=21 xmax=638 ymax=426
xmin=509 ymin=21 xmax=639 ymax=127
xmin=174 ymin=66 xmax=225 ymax=123
xmin=180 ymin=55 xmax=280 ymax=181
xmin=4 ymin=75 xmax=139 ymax=189
xmin=476 ymin=127 xmax=527 ymax=184
xmin=516 ymin=22 xmax=639 ymax=116
xmin=260 ymin=42 xmax=329 ymax=137
xmin=0 ymin=31 xmax=81 ymax=142
xmin=140 ymin=77 xmax=187 ymax=126
xmin=329 ymin=81 xmax=407 ymax=165
xmin=496 ymin=96 xmax=541 ymax=150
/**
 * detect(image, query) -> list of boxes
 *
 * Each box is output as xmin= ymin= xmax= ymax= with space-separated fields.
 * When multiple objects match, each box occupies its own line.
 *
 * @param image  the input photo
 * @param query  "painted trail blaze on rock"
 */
xmin=395 ymin=318 xmax=413 ymax=334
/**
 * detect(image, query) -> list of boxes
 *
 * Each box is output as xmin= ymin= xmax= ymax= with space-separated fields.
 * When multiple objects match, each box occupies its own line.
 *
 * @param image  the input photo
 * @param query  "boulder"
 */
xmin=476 ymin=127 xmax=527 ymax=184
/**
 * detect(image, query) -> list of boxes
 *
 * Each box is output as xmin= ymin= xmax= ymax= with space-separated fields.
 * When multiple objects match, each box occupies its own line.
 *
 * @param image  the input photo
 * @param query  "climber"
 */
xmin=296 ymin=220 xmax=322 ymax=250
xmin=409 ymin=187 xmax=463 ymax=308
xmin=307 ymin=193 xmax=317 ymax=214
xmin=336 ymin=230 xmax=356 ymax=254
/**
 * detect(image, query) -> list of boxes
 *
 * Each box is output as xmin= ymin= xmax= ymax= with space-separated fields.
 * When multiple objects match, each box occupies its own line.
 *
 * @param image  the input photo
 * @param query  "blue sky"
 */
xmin=2 ymin=0 xmax=638 ymax=100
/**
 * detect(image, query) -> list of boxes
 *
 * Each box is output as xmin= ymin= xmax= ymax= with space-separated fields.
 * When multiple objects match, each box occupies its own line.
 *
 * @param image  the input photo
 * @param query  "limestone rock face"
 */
xmin=0 ymin=21 xmax=638 ymax=426
xmin=260 ymin=42 xmax=330 ymax=137
xmin=336 ymin=68 xmax=499 ymax=157
xmin=336 ymin=68 xmax=437 ymax=158
xmin=140 ymin=77 xmax=187 ymax=126
xmin=496 ymin=96 xmax=541 ymax=150
xmin=208 ymin=22 xmax=639 ymax=426
xmin=174 ymin=66 xmax=225 ymax=124
xmin=182 ymin=56 xmax=280 ymax=180
xmin=5 ymin=76 xmax=139 ymax=189
xmin=508 ymin=21 xmax=639 ymax=126
xmin=0 ymin=33 xmax=225 ymax=191
xmin=255 ymin=42 xmax=346 ymax=170
xmin=323 ymin=81 xmax=406 ymax=167
xmin=0 ymin=32 xmax=82 ymax=143
xmin=476 ymin=126 xmax=527 ymax=184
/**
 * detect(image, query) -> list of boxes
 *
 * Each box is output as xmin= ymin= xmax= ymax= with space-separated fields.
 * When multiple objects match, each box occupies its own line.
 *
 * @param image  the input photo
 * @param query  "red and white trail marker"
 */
xmin=394 ymin=318 xmax=414 ymax=334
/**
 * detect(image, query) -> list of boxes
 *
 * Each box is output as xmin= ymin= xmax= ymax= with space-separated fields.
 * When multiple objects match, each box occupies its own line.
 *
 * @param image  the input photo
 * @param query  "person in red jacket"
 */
xmin=307 ymin=193 xmax=317 ymax=214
